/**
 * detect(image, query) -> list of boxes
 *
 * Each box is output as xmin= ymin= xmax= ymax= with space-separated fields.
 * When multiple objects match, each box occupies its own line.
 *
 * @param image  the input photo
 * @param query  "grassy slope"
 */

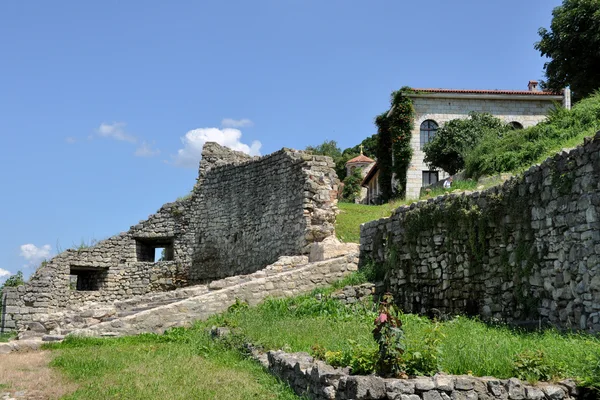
xmin=336 ymin=180 xmax=478 ymax=243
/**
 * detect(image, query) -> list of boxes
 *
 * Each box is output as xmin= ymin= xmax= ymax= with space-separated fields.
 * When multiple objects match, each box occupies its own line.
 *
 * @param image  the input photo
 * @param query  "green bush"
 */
xmin=465 ymin=92 xmax=600 ymax=178
xmin=512 ymin=350 xmax=564 ymax=383
xmin=424 ymin=112 xmax=508 ymax=175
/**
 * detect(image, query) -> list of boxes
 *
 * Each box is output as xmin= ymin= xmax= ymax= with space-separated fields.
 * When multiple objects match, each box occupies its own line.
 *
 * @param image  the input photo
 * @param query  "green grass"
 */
xmin=45 ymin=332 xmax=302 ymax=400
xmin=336 ymin=179 xmax=481 ymax=243
xmin=0 ymin=332 xmax=16 ymax=342
xmin=210 ymin=285 xmax=600 ymax=385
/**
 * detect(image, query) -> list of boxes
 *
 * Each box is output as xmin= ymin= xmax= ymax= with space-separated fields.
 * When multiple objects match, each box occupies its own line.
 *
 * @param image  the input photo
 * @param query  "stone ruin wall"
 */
xmin=191 ymin=143 xmax=338 ymax=281
xmin=1 ymin=143 xmax=339 ymax=332
xmin=360 ymin=131 xmax=600 ymax=332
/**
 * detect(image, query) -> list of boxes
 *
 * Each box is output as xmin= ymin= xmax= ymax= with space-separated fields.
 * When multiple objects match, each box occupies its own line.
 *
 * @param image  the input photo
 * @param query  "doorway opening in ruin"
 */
xmin=69 ymin=267 xmax=108 ymax=291
xmin=135 ymin=238 xmax=174 ymax=262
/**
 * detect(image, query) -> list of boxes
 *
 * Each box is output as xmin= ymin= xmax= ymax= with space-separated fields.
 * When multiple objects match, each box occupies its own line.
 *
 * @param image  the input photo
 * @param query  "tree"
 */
xmin=343 ymin=134 xmax=378 ymax=160
xmin=340 ymin=167 xmax=364 ymax=203
xmin=305 ymin=140 xmax=342 ymax=160
xmin=536 ymin=0 xmax=600 ymax=100
xmin=0 ymin=271 xmax=24 ymax=292
xmin=423 ymin=112 xmax=508 ymax=175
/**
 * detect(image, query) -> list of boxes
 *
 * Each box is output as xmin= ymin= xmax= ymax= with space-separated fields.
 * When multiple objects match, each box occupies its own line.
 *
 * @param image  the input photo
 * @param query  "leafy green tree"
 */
xmin=536 ymin=0 xmax=600 ymax=100
xmin=341 ymin=168 xmax=364 ymax=203
xmin=0 ymin=271 xmax=24 ymax=291
xmin=343 ymin=134 xmax=378 ymax=160
xmin=423 ymin=112 xmax=508 ymax=175
xmin=305 ymin=140 xmax=342 ymax=159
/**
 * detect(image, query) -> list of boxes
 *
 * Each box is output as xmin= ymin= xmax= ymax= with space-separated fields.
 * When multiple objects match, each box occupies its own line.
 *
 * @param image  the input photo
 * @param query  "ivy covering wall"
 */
xmin=375 ymin=88 xmax=415 ymax=200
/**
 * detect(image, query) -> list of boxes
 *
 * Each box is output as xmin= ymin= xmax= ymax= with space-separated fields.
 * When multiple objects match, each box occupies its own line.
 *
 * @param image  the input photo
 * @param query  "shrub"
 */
xmin=512 ymin=350 xmax=564 ymax=383
xmin=341 ymin=168 xmax=364 ymax=203
xmin=372 ymin=293 xmax=406 ymax=377
xmin=424 ymin=112 xmax=508 ymax=175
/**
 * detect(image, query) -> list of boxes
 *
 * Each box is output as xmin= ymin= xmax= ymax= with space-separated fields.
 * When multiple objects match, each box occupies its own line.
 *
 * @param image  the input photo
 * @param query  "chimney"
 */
xmin=528 ymin=80 xmax=539 ymax=92
xmin=563 ymin=87 xmax=572 ymax=110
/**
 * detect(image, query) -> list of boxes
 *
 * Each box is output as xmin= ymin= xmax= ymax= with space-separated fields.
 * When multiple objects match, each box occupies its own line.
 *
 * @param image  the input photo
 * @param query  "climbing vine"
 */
xmin=375 ymin=87 xmax=415 ymax=200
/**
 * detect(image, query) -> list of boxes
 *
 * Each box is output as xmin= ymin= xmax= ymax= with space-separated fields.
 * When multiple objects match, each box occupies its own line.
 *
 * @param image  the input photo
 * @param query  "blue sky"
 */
xmin=0 ymin=0 xmax=562 ymax=282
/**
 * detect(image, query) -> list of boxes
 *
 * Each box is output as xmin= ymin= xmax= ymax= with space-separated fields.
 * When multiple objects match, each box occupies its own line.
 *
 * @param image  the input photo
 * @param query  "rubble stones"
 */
xmin=263 ymin=350 xmax=578 ymax=400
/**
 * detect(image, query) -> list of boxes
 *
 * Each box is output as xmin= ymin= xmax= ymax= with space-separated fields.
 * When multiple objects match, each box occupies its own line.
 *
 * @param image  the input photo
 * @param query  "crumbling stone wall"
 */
xmin=361 ymin=131 xmax=600 ymax=332
xmin=191 ymin=143 xmax=339 ymax=280
xmin=0 ymin=143 xmax=339 ymax=332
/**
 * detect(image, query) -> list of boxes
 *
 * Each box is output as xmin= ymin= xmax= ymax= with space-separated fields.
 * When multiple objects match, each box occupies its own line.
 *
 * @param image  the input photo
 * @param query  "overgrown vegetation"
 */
xmin=207 ymin=282 xmax=600 ymax=388
xmin=536 ymin=0 xmax=600 ymax=100
xmin=465 ymin=92 xmax=600 ymax=178
xmin=340 ymin=167 xmax=364 ymax=203
xmin=375 ymin=88 xmax=415 ymax=201
xmin=424 ymin=112 xmax=510 ymax=175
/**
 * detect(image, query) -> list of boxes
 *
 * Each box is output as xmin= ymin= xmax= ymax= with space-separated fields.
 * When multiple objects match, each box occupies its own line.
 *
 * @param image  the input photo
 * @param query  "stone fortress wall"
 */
xmin=406 ymin=92 xmax=563 ymax=199
xmin=361 ymin=131 xmax=600 ymax=332
xmin=1 ymin=143 xmax=339 ymax=332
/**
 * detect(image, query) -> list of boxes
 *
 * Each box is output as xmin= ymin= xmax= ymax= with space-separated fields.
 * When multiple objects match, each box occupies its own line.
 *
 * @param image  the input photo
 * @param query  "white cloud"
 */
xmin=65 ymin=137 xmax=77 ymax=144
xmin=97 ymin=122 xmax=137 ymax=143
xmin=221 ymin=118 xmax=254 ymax=128
xmin=19 ymin=244 xmax=52 ymax=267
xmin=0 ymin=268 xmax=11 ymax=285
xmin=173 ymin=127 xmax=262 ymax=168
xmin=135 ymin=141 xmax=160 ymax=157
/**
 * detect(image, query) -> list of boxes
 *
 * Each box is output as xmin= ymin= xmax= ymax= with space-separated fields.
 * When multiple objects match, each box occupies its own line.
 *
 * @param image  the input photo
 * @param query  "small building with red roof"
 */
xmin=345 ymin=148 xmax=376 ymax=203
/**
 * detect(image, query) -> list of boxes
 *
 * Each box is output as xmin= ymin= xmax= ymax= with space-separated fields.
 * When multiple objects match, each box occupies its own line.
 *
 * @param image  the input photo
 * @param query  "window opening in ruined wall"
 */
xmin=420 ymin=120 xmax=438 ymax=149
xmin=69 ymin=267 xmax=108 ymax=291
xmin=136 ymin=238 xmax=174 ymax=262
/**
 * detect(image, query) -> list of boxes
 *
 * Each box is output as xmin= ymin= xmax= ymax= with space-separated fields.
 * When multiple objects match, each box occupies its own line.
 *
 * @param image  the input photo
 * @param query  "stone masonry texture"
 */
xmin=361 ymin=131 xmax=600 ymax=332
xmin=265 ymin=350 xmax=578 ymax=400
xmin=0 ymin=142 xmax=339 ymax=332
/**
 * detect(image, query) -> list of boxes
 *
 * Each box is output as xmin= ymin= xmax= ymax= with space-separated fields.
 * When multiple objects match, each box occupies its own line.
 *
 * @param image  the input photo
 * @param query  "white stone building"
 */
xmin=363 ymin=81 xmax=569 ymax=201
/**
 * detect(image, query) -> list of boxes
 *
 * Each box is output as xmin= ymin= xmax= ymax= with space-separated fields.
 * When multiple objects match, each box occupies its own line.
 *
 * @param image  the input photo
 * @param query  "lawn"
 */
xmin=45 ymin=333 xmax=302 ymax=400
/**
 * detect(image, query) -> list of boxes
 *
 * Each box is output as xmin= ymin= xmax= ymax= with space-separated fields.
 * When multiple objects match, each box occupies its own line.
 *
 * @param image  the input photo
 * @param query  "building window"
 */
xmin=422 ymin=171 xmax=439 ymax=186
xmin=509 ymin=121 xmax=523 ymax=129
xmin=420 ymin=120 xmax=439 ymax=148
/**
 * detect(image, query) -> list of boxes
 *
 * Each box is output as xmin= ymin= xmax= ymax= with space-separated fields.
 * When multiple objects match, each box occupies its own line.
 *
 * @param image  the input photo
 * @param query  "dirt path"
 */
xmin=0 ymin=351 xmax=76 ymax=400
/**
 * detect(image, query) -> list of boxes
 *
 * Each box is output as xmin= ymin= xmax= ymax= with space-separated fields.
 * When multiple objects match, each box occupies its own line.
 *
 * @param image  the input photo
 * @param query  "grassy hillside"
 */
xmin=336 ymin=180 xmax=478 ymax=243
xmin=466 ymin=92 xmax=600 ymax=178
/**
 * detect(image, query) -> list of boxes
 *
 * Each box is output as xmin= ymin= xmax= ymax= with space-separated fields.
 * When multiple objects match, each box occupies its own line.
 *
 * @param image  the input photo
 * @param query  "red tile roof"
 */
xmin=410 ymin=88 xmax=562 ymax=96
xmin=346 ymin=154 xmax=375 ymax=164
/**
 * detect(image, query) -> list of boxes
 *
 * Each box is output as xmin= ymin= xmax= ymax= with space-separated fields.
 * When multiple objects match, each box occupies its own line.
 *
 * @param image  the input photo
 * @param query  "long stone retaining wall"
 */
xmin=360 ymin=131 xmax=600 ymax=332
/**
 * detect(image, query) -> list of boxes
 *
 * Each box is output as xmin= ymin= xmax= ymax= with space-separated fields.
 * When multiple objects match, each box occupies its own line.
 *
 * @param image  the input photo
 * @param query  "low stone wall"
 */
xmin=71 ymin=253 xmax=358 ymax=337
xmin=360 ymin=132 xmax=600 ymax=332
xmin=331 ymin=283 xmax=377 ymax=305
xmin=266 ymin=350 xmax=578 ymax=400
